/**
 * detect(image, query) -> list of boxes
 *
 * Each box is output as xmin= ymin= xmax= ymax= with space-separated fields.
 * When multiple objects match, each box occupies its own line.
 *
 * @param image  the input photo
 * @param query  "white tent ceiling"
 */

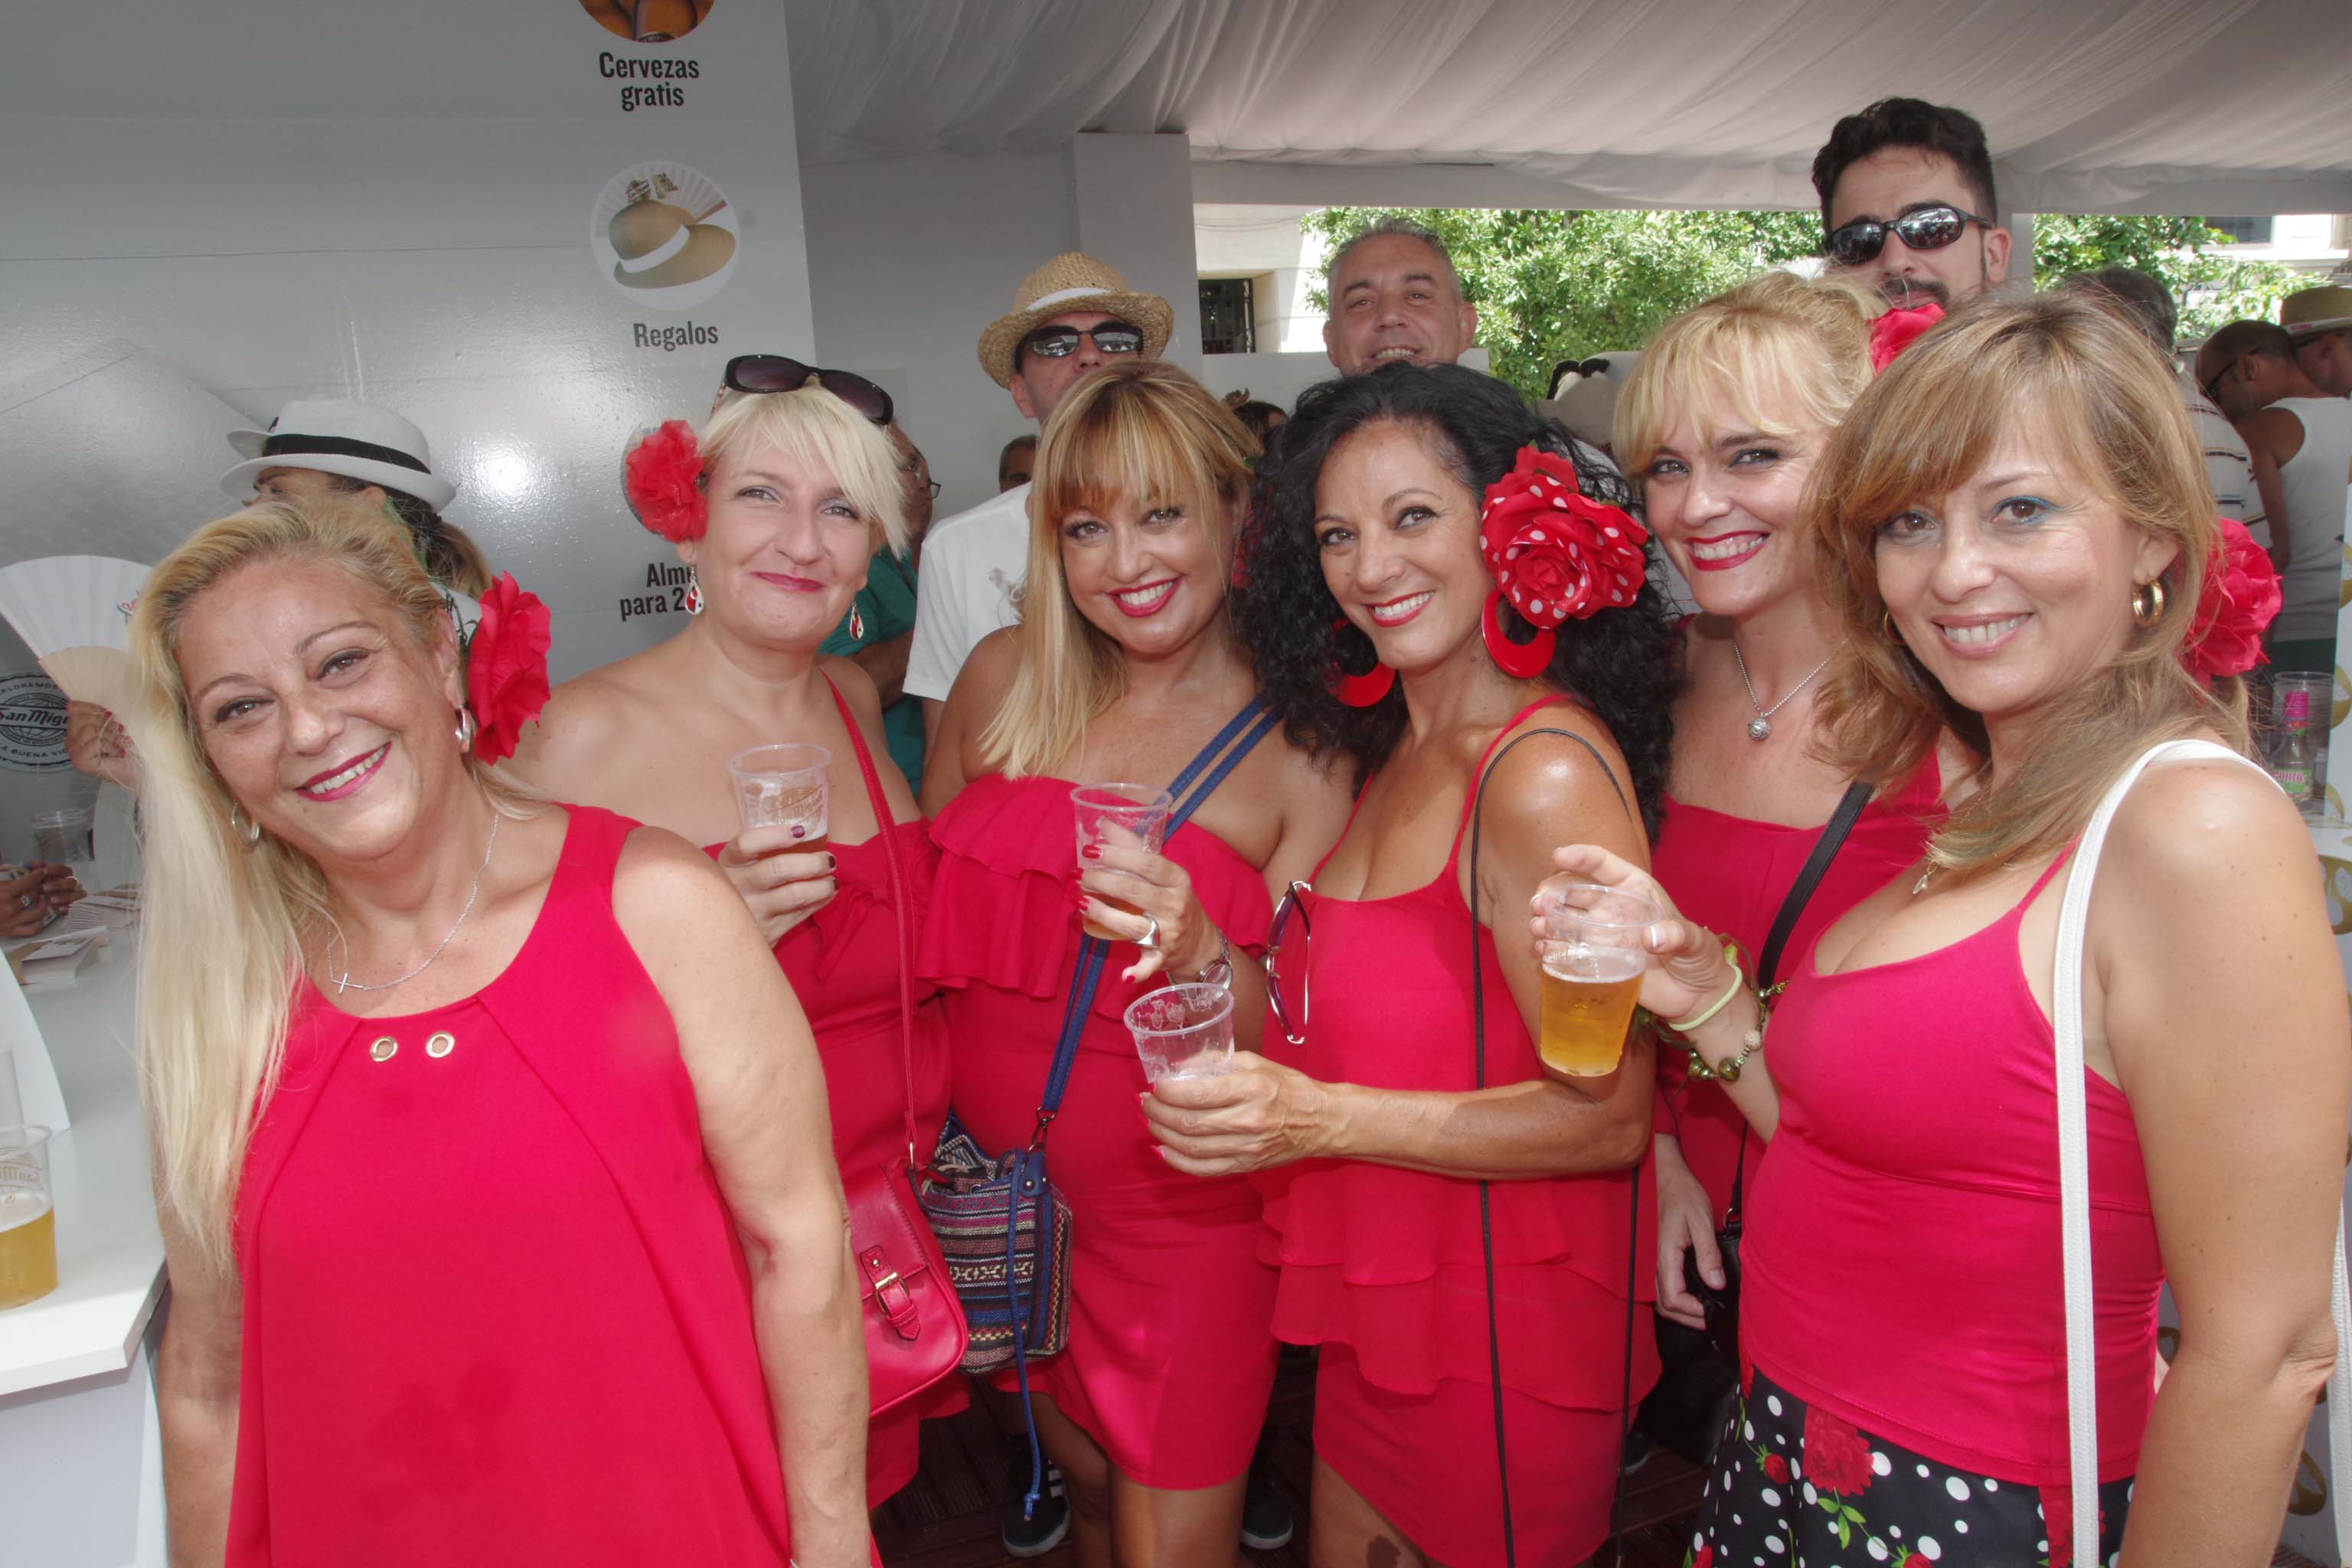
xmin=788 ymin=0 xmax=2352 ymax=214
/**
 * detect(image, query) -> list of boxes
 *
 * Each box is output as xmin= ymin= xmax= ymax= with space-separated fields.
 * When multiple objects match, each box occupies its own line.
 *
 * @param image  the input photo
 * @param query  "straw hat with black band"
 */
xmin=2282 ymin=284 xmax=2352 ymax=339
xmin=977 ymin=253 xmax=1174 ymax=388
xmin=220 ymin=398 xmax=459 ymax=511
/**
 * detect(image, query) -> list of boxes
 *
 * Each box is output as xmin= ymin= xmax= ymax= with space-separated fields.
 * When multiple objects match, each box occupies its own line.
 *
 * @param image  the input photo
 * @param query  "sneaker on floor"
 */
xmin=1240 ymin=1467 xmax=1295 ymax=1550
xmin=1001 ymin=1435 xmax=1070 ymax=1559
xmin=1619 ymin=1425 xmax=1658 ymax=1475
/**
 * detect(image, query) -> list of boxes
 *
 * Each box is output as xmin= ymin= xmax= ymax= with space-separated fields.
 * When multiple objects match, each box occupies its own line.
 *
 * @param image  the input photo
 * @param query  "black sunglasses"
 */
xmin=1263 ymin=880 xmax=1313 ymax=1046
xmin=723 ymin=355 xmax=894 ymax=426
xmin=1824 ymin=204 xmax=1994 ymax=267
xmin=1021 ymin=321 xmax=1145 ymax=360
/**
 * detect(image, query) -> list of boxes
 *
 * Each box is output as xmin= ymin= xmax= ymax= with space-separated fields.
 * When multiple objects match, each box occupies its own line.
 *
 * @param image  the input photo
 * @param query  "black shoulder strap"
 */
xmin=1465 ymin=723 xmax=1635 ymax=1568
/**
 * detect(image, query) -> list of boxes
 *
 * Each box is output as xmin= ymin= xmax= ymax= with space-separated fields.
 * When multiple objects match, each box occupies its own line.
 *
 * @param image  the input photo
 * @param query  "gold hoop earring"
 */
xmin=2132 ymin=579 xmax=2167 ymax=627
xmin=1882 ymin=609 xmax=1906 ymax=647
xmin=227 ymin=803 xmax=262 ymax=850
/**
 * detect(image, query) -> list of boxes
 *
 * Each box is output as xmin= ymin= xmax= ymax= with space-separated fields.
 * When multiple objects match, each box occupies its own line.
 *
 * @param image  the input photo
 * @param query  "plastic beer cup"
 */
xmin=1532 ymin=878 xmax=1659 ymax=1076
xmin=1124 ymin=984 xmax=1236 ymax=1084
xmin=0 ymin=1125 xmax=57 ymax=1311
xmin=1071 ymin=783 xmax=1173 ymax=944
xmin=727 ymin=743 xmax=831 ymax=847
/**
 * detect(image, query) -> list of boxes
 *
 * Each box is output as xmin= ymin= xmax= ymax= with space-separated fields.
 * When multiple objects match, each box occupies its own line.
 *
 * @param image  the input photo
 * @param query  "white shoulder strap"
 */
xmin=2054 ymin=738 xmax=2352 ymax=1567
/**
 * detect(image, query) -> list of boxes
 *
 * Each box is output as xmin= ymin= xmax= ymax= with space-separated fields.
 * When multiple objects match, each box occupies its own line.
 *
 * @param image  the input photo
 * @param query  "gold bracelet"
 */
xmin=1686 ymin=993 xmax=1771 ymax=1084
xmin=1666 ymin=943 xmax=1745 ymax=1033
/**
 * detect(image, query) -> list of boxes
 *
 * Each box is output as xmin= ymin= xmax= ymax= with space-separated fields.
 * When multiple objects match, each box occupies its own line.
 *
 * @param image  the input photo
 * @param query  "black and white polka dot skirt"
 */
xmin=1685 ymin=1370 xmax=2132 ymax=1568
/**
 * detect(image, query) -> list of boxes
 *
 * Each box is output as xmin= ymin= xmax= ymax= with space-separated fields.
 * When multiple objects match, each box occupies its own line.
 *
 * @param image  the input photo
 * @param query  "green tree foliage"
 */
xmin=1303 ymin=206 xmax=1821 ymax=397
xmin=1303 ymin=207 xmax=2304 ymax=397
xmin=2029 ymin=214 xmax=2300 ymax=340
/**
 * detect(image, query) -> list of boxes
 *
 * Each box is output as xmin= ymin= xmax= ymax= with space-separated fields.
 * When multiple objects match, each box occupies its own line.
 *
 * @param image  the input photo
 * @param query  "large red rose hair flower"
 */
xmin=1868 ymin=302 xmax=1945 ymax=373
xmin=624 ymin=419 xmax=709 ymax=542
xmin=2183 ymin=516 xmax=2281 ymax=680
xmin=1476 ymin=445 xmax=1650 ymax=678
xmin=466 ymin=573 xmax=552 ymax=764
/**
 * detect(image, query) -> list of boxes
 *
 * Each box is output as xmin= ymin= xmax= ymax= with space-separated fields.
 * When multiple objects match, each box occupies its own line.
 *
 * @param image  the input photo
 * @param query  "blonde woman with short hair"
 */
xmin=511 ymin=384 xmax=965 ymax=1511
xmin=923 ymin=360 xmax=1352 ymax=1566
xmin=136 ymin=499 xmax=870 ymax=1567
xmin=1557 ymin=292 xmax=2347 ymax=1564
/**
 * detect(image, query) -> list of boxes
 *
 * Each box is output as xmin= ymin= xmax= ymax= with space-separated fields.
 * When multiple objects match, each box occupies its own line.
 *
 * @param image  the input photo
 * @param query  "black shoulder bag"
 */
xmin=1465 ymin=724 xmax=1637 ymax=1568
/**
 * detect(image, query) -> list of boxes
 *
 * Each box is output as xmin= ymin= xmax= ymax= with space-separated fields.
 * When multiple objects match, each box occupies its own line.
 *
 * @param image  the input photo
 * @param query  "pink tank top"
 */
xmin=1740 ymin=851 xmax=2161 ymax=1485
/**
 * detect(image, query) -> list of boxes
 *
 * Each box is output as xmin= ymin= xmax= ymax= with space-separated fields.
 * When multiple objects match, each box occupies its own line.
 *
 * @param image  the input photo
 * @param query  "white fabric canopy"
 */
xmin=789 ymin=0 xmax=2352 ymax=214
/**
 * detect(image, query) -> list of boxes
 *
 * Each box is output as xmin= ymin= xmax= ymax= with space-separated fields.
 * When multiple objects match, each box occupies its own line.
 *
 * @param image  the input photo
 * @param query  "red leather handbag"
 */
xmin=829 ymin=677 xmax=967 ymax=1415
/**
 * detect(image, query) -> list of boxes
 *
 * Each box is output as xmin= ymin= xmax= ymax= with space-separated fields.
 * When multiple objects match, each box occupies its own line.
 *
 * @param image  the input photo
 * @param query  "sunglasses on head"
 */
xmin=1021 ymin=321 xmax=1145 ymax=361
xmin=1824 ymin=204 xmax=1993 ymax=268
xmin=723 ymin=355 xmax=894 ymax=426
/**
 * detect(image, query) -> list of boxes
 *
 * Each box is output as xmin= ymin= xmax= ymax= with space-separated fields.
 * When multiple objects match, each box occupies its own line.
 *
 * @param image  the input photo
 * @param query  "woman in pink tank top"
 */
xmin=514 ymin=384 xmax=963 ymax=1508
xmin=136 ymin=501 xmax=872 ymax=1566
xmin=1553 ymin=296 xmax=2348 ymax=1566
xmin=1615 ymin=274 xmax=1958 ymax=1373
xmin=1154 ymin=364 xmax=1681 ymax=1566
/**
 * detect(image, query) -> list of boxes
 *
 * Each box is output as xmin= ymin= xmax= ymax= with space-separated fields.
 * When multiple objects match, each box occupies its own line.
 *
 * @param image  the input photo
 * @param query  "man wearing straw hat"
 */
xmin=904 ymin=254 xmax=1172 ymax=753
xmin=2283 ymin=284 xmax=2352 ymax=400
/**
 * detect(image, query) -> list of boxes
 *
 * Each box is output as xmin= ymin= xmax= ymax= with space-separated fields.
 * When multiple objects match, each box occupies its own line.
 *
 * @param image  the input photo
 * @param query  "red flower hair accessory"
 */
xmin=1475 ymin=444 xmax=1651 ymax=678
xmin=2183 ymin=515 xmax=2281 ymax=680
xmin=1868 ymin=302 xmax=1945 ymax=373
xmin=623 ymin=419 xmax=708 ymax=542
xmin=465 ymin=573 xmax=552 ymax=764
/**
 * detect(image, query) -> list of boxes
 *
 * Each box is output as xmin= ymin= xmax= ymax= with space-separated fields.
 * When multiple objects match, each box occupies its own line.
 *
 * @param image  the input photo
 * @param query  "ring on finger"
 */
xmin=1138 ymin=911 xmax=1161 ymax=950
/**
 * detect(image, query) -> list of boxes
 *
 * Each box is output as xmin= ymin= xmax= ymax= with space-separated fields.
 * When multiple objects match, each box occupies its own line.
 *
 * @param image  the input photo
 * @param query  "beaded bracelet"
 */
xmin=1675 ymin=943 xmax=1772 ymax=1085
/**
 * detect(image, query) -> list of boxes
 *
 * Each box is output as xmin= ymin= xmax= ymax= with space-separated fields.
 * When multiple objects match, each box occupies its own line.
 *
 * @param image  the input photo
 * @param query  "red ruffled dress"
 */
xmin=1648 ymin=755 xmax=1944 ymax=1221
xmin=228 ymin=806 xmax=804 ymax=1566
xmin=920 ymin=773 xmax=1279 ymax=1490
xmin=1258 ymin=700 xmax=1660 ymax=1566
xmin=703 ymin=687 xmax=962 ymax=1506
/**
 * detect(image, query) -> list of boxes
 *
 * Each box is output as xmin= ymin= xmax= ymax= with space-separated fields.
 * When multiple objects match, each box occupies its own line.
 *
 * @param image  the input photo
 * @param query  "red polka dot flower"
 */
xmin=1475 ymin=443 xmax=1651 ymax=678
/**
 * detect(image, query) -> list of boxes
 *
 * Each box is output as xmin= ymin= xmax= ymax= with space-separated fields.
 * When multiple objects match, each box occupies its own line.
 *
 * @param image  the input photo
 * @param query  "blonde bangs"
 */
xmin=1809 ymin=292 xmax=2243 ymax=882
xmin=701 ymin=386 xmax=910 ymax=557
xmin=1616 ymin=271 xmax=1880 ymax=478
xmin=982 ymin=362 xmax=1257 ymax=778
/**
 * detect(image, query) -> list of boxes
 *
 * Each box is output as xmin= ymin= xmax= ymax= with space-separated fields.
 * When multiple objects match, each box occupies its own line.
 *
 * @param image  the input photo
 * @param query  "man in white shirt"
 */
xmin=904 ymin=253 xmax=1172 ymax=746
xmin=2060 ymin=268 xmax=2253 ymax=527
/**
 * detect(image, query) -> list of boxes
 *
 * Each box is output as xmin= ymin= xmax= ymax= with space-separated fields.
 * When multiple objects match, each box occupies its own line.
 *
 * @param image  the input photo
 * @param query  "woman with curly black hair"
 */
xmin=1145 ymin=363 xmax=1677 ymax=1566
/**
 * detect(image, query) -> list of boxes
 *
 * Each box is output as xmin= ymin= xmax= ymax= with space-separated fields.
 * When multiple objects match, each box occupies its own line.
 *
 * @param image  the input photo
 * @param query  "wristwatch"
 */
xmin=1181 ymin=927 xmax=1234 ymax=992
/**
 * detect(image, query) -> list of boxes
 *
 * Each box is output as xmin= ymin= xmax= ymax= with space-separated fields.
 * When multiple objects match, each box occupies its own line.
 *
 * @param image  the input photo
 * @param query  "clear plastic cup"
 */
xmin=31 ymin=808 xmax=93 ymax=867
xmin=0 ymin=1125 xmax=57 ymax=1311
xmin=727 ymin=743 xmax=831 ymax=846
xmin=1124 ymin=984 xmax=1236 ymax=1084
xmin=1532 ymin=877 xmax=1661 ymax=1076
xmin=1071 ymin=782 xmax=1173 ymax=943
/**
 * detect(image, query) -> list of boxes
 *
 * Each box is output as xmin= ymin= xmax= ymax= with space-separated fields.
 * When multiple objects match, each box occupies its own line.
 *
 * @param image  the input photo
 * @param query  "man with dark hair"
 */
xmin=1321 ymin=216 xmax=1479 ymax=375
xmin=2197 ymin=319 xmax=2352 ymax=671
xmin=996 ymin=433 xmax=1037 ymax=492
xmin=1812 ymin=98 xmax=2011 ymax=308
xmin=2060 ymin=268 xmax=2252 ymax=525
xmin=2283 ymin=285 xmax=2352 ymax=399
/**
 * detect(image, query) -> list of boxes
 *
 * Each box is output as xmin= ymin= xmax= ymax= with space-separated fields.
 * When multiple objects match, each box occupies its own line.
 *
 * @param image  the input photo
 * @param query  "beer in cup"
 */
xmin=0 ymin=1125 xmax=56 ymax=1311
xmin=1532 ymin=878 xmax=1659 ymax=1076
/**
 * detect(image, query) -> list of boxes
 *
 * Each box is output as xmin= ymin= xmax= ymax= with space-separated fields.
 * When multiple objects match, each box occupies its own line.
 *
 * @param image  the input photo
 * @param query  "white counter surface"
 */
xmin=0 ymin=938 xmax=165 ymax=1397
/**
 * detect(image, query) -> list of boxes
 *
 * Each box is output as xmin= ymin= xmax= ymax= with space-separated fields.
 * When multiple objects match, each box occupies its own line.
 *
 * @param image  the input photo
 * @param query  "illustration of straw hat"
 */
xmin=2282 ymin=284 xmax=2352 ymax=338
xmin=977 ymin=254 xmax=1174 ymax=387
xmin=606 ymin=167 xmax=735 ymax=290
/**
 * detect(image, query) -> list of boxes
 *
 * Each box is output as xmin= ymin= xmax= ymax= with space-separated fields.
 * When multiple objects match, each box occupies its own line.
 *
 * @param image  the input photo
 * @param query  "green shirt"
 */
xmin=822 ymin=547 xmax=925 ymax=789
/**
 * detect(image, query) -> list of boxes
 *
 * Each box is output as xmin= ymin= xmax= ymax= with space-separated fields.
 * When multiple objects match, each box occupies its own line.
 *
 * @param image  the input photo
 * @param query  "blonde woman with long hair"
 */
xmin=135 ymin=500 xmax=871 ymax=1567
xmin=923 ymin=360 xmax=1351 ymax=1566
xmin=1553 ymin=293 xmax=2347 ymax=1565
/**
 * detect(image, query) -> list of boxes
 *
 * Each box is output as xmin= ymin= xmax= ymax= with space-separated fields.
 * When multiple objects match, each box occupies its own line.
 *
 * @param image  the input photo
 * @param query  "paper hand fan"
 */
xmin=0 ymin=555 xmax=152 ymax=716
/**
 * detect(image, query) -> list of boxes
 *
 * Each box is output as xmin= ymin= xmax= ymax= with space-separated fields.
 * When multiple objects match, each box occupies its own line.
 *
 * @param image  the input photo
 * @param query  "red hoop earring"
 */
xmin=1328 ymin=618 xmax=1396 ymax=707
xmin=1482 ymin=592 xmax=1557 ymax=679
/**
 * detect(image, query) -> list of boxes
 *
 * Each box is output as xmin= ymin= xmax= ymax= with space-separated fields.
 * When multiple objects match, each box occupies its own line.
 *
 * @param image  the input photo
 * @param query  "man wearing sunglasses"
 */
xmin=904 ymin=253 xmax=1172 ymax=753
xmin=1812 ymin=97 xmax=2011 ymax=310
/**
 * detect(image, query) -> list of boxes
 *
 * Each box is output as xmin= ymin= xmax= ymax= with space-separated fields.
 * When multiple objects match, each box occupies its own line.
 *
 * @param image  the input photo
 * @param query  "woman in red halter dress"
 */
xmin=923 ymin=363 xmax=1353 ymax=1566
xmin=1554 ymin=295 xmax=2348 ymax=1566
xmin=1158 ymin=364 xmax=1681 ymax=1566
xmin=516 ymin=384 xmax=960 ymax=1504
xmin=138 ymin=501 xmax=871 ymax=1566
xmin=1611 ymin=274 xmax=1955 ymax=1353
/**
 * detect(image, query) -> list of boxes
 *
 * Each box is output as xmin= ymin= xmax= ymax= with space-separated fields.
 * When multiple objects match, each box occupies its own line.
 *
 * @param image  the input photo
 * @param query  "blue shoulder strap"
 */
xmin=1029 ymin=696 xmax=1274 ymax=1135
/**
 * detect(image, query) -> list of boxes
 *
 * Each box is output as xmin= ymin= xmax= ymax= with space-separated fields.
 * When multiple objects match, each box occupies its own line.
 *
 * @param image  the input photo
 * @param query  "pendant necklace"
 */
xmin=331 ymin=813 xmax=502 ymax=995
xmin=1732 ymin=640 xmax=1832 ymax=742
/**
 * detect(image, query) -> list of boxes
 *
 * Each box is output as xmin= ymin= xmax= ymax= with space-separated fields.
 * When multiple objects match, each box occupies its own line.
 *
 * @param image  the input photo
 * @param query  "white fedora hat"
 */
xmin=220 ymin=398 xmax=458 ymax=511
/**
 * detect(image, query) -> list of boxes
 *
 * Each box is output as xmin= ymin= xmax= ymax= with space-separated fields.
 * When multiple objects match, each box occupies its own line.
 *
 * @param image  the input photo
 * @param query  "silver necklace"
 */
xmin=332 ymin=813 xmax=501 ymax=995
xmin=1731 ymin=641 xmax=1832 ymax=742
